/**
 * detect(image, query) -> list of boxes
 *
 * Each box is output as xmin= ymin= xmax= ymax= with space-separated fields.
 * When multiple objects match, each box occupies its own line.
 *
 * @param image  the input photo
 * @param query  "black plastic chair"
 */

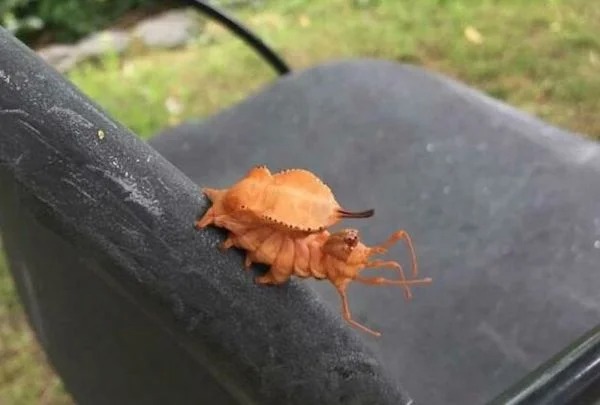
xmin=1 ymin=7 xmax=599 ymax=405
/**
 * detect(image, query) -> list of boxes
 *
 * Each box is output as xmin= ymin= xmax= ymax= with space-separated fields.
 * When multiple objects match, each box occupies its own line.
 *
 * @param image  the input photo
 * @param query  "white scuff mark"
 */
xmin=61 ymin=178 xmax=95 ymax=201
xmin=17 ymin=118 xmax=41 ymax=135
xmin=594 ymin=240 xmax=600 ymax=249
xmin=0 ymin=69 xmax=10 ymax=84
xmin=0 ymin=108 xmax=29 ymax=118
xmin=48 ymin=106 xmax=94 ymax=129
xmin=14 ymin=118 xmax=64 ymax=158
xmin=63 ymin=86 xmax=118 ymax=130
xmin=13 ymin=153 xmax=24 ymax=166
xmin=557 ymin=287 xmax=600 ymax=314
xmin=104 ymin=172 xmax=163 ymax=217
xmin=569 ymin=143 xmax=600 ymax=165
xmin=426 ymin=143 xmax=435 ymax=152
xmin=155 ymin=177 xmax=171 ymax=193
xmin=146 ymin=155 xmax=152 ymax=163
xmin=477 ymin=321 xmax=531 ymax=366
xmin=443 ymin=185 xmax=451 ymax=195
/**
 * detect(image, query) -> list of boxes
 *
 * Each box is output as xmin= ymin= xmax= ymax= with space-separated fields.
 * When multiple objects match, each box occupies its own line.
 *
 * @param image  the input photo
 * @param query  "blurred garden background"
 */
xmin=1 ymin=0 xmax=599 ymax=403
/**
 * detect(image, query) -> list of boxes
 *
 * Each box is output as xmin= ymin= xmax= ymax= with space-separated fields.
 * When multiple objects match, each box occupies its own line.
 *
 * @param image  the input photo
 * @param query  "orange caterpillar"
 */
xmin=194 ymin=165 xmax=374 ymax=233
xmin=222 ymin=225 xmax=431 ymax=336
xmin=195 ymin=165 xmax=432 ymax=336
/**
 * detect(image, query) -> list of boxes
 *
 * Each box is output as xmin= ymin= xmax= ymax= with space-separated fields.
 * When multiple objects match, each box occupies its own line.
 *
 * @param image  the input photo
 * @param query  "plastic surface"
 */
xmin=0 ymin=27 xmax=409 ymax=405
xmin=150 ymin=60 xmax=600 ymax=404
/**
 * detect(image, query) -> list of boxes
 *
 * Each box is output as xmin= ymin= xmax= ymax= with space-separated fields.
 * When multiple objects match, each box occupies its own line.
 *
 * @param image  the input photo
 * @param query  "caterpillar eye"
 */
xmin=343 ymin=230 xmax=359 ymax=248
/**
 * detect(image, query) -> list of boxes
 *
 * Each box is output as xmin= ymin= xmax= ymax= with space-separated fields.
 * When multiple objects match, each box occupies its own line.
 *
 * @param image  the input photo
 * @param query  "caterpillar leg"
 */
xmin=195 ymin=206 xmax=215 ymax=229
xmin=195 ymin=188 xmax=227 ymax=229
xmin=335 ymin=280 xmax=381 ymax=337
xmin=370 ymin=230 xmax=419 ymax=278
xmin=255 ymin=270 xmax=290 ymax=285
xmin=354 ymin=275 xmax=432 ymax=287
xmin=364 ymin=259 xmax=412 ymax=300
xmin=244 ymin=254 xmax=253 ymax=270
xmin=255 ymin=238 xmax=295 ymax=285
xmin=218 ymin=235 xmax=236 ymax=251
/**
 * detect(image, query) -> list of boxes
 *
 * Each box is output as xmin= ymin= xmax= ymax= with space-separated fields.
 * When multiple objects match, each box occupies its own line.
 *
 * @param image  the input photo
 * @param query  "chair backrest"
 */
xmin=148 ymin=56 xmax=600 ymax=404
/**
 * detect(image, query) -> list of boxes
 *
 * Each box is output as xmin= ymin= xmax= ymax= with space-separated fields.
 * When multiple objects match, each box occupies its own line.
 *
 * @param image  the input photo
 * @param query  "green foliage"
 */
xmin=0 ymin=0 xmax=43 ymax=36
xmin=70 ymin=0 xmax=600 ymax=139
xmin=1 ymin=0 xmax=161 ymax=43
xmin=68 ymin=38 xmax=276 ymax=138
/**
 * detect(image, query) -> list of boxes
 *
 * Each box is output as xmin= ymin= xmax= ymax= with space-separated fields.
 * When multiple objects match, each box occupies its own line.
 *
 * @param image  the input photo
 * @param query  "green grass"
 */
xmin=0 ymin=248 xmax=71 ymax=404
xmin=67 ymin=0 xmax=599 ymax=139
xmin=1 ymin=0 xmax=598 ymax=403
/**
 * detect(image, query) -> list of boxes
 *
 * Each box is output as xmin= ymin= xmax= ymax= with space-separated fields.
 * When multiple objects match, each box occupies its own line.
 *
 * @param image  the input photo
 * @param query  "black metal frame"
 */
xmin=490 ymin=324 xmax=600 ymax=404
xmin=185 ymin=0 xmax=291 ymax=75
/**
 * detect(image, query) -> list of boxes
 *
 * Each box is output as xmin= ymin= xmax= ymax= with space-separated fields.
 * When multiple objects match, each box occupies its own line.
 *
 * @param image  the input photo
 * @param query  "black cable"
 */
xmin=185 ymin=0 xmax=291 ymax=75
xmin=489 ymin=323 xmax=600 ymax=405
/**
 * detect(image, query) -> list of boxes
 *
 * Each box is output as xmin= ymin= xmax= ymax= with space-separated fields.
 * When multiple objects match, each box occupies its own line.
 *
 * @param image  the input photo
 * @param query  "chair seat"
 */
xmin=150 ymin=59 xmax=600 ymax=405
